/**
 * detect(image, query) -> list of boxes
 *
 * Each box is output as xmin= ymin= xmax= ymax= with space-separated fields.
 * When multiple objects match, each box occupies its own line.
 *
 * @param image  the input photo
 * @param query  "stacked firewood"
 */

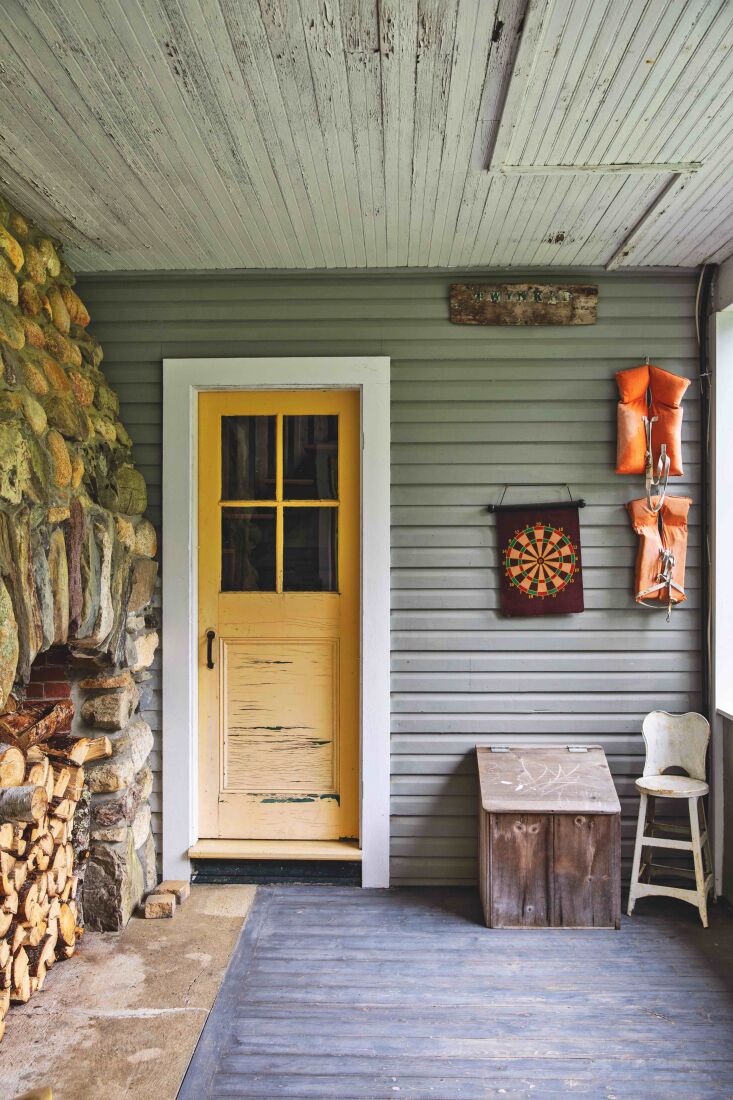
xmin=0 ymin=698 xmax=106 ymax=1040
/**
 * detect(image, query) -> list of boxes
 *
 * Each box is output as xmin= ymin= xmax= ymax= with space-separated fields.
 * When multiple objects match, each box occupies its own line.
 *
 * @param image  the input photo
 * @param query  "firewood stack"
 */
xmin=0 ymin=697 xmax=103 ymax=1041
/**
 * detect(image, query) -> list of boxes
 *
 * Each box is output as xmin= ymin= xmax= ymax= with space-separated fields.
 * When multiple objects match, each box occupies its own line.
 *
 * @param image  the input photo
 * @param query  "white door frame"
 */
xmin=161 ymin=357 xmax=391 ymax=887
xmin=712 ymin=310 xmax=733 ymax=895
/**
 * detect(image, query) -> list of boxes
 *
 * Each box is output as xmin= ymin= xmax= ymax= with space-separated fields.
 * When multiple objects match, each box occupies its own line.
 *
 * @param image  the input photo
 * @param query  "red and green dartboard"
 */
xmin=503 ymin=522 xmax=578 ymax=599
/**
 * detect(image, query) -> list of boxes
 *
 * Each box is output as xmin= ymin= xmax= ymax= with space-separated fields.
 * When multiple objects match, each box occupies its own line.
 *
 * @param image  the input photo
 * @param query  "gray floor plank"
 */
xmin=178 ymin=886 xmax=733 ymax=1100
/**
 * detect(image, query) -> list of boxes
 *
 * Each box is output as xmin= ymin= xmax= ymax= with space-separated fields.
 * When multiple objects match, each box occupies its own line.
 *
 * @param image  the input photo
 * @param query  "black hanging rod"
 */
xmin=487 ymin=484 xmax=586 ymax=514
xmin=487 ymin=498 xmax=586 ymax=514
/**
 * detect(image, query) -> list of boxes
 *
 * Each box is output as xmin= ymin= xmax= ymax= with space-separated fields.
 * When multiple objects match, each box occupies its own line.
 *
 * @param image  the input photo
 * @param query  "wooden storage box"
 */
xmin=477 ymin=745 xmax=621 ymax=928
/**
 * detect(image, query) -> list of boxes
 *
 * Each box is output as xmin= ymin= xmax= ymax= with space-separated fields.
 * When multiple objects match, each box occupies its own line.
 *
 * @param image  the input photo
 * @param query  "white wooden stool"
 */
xmin=627 ymin=711 xmax=713 ymax=926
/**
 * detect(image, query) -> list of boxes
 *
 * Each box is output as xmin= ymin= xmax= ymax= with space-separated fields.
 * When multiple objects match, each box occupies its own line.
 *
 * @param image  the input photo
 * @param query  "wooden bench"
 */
xmin=477 ymin=745 xmax=621 ymax=928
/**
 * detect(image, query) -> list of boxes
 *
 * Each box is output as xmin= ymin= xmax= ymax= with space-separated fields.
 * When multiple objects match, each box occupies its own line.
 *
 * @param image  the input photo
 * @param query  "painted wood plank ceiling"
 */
xmin=0 ymin=0 xmax=731 ymax=272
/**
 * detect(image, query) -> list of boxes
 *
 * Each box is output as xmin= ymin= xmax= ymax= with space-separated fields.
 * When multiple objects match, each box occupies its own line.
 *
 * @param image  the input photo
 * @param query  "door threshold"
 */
xmin=188 ymin=838 xmax=362 ymax=862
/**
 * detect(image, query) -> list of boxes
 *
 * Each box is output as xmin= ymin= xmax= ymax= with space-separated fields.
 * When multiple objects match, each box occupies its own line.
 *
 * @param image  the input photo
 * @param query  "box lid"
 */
xmin=476 ymin=744 xmax=621 ymax=814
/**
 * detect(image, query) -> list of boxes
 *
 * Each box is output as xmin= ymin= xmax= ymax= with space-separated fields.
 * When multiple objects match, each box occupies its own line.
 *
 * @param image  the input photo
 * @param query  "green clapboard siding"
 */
xmin=78 ymin=270 xmax=702 ymax=884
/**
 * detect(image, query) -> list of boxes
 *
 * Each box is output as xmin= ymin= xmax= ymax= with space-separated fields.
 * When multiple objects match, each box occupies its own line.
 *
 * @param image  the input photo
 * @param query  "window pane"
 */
xmin=221 ymin=416 xmax=275 ymax=500
xmin=222 ymin=508 xmax=276 ymax=591
xmin=283 ymin=508 xmax=338 ymax=591
xmin=283 ymin=415 xmax=338 ymax=499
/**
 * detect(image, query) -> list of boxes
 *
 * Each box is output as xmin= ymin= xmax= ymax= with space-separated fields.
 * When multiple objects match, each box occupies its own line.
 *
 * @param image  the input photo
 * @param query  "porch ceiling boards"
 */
xmin=1 ymin=0 xmax=732 ymax=272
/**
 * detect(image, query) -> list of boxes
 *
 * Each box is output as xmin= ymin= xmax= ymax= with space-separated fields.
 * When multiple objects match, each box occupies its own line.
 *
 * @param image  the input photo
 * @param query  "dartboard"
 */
xmin=503 ymin=522 xmax=578 ymax=599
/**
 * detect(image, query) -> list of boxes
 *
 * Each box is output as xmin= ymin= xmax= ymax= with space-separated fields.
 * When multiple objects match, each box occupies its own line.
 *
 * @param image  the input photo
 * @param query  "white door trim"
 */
xmin=161 ymin=357 xmax=391 ymax=887
xmin=712 ymin=310 xmax=733 ymax=895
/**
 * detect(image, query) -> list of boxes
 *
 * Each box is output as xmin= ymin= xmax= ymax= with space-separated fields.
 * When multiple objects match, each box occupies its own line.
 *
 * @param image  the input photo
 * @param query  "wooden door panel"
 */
xmin=222 ymin=638 xmax=337 ymax=793
xmin=553 ymin=814 xmax=620 ymax=928
xmin=217 ymin=790 xmax=341 ymax=840
xmin=489 ymin=813 xmax=552 ymax=928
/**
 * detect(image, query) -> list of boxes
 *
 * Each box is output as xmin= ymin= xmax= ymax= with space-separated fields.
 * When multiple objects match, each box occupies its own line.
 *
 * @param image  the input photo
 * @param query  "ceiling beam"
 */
xmin=605 ymin=173 xmax=694 ymax=270
xmin=494 ymin=161 xmax=703 ymax=176
xmin=484 ymin=0 xmax=541 ymax=171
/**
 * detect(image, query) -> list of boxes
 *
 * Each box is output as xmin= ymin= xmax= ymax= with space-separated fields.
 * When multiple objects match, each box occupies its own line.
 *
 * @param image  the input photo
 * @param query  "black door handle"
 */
xmin=206 ymin=630 xmax=216 ymax=670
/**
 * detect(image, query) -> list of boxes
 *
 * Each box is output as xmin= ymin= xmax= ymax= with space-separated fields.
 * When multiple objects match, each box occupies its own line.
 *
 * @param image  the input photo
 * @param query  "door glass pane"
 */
xmin=283 ymin=508 xmax=338 ymax=591
xmin=222 ymin=508 xmax=276 ymax=591
xmin=221 ymin=416 xmax=276 ymax=500
xmin=283 ymin=415 xmax=338 ymax=499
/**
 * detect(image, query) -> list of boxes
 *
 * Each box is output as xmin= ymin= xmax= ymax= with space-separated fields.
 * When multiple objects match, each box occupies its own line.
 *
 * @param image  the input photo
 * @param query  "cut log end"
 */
xmin=0 ymin=745 xmax=25 ymax=789
xmin=0 ymin=786 xmax=48 ymax=825
xmin=0 ymin=703 xmax=84 ymax=1041
xmin=58 ymin=902 xmax=76 ymax=947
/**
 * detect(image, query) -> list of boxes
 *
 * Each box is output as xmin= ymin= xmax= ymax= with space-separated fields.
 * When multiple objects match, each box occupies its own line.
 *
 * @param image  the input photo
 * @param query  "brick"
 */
xmin=158 ymin=879 xmax=190 ymax=903
xmin=35 ymin=665 xmax=68 ymax=681
xmin=43 ymin=681 xmax=71 ymax=699
xmin=144 ymin=892 xmax=176 ymax=919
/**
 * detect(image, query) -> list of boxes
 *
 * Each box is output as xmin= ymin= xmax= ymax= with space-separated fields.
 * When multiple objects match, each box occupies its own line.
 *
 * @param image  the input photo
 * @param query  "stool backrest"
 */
xmin=641 ymin=711 xmax=710 ymax=780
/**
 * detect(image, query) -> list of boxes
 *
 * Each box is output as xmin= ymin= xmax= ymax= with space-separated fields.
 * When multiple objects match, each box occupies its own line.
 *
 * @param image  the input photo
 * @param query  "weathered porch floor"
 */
xmin=180 ymin=886 xmax=733 ymax=1100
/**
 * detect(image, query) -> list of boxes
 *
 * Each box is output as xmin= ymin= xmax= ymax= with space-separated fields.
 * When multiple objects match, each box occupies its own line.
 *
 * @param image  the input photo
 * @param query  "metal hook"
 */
xmin=636 ymin=548 xmax=682 ymax=619
xmin=642 ymin=415 xmax=669 ymax=512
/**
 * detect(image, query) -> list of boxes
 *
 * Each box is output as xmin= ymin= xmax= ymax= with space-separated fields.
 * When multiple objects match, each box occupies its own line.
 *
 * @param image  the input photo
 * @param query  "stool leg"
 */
xmin=689 ymin=796 xmax=708 ymax=928
xmin=628 ymin=792 xmax=647 ymax=916
xmin=700 ymin=800 xmax=715 ymax=901
xmin=642 ymin=795 xmax=656 ymax=881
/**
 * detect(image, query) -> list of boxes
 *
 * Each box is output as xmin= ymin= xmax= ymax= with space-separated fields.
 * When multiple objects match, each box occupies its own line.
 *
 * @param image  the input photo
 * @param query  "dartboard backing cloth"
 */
xmin=496 ymin=504 xmax=584 ymax=616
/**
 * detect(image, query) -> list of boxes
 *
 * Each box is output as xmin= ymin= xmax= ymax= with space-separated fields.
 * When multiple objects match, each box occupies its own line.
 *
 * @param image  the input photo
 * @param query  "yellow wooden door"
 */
xmin=198 ymin=390 xmax=360 ymax=841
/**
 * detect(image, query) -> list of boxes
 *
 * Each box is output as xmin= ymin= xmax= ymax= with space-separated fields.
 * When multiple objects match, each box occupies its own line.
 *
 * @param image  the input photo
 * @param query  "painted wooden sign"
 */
xmin=450 ymin=283 xmax=598 ymax=326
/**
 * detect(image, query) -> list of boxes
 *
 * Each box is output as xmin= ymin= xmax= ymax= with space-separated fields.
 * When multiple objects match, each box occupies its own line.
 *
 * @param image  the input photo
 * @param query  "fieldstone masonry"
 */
xmin=0 ymin=192 xmax=159 ymax=930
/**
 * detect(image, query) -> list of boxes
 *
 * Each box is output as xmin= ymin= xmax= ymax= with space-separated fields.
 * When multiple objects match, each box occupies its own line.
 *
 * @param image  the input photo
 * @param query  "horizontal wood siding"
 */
xmin=78 ymin=271 xmax=702 ymax=882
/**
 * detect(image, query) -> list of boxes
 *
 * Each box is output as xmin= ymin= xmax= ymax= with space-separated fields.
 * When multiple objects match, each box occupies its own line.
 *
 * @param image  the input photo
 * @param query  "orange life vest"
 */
xmin=616 ymin=364 xmax=690 ymax=476
xmin=627 ymin=495 xmax=691 ymax=616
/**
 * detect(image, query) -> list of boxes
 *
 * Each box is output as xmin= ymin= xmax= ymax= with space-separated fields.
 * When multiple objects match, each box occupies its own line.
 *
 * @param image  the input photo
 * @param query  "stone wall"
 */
xmin=0 ymin=193 xmax=159 ymax=930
